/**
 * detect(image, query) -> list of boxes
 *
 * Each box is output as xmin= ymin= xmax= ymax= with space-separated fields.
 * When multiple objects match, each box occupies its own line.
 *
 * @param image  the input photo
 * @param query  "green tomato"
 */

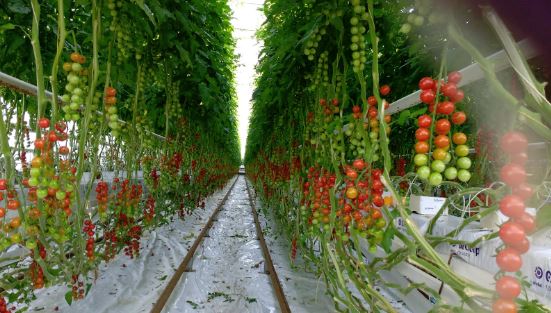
xmin=71 ymin=62 xmax=82 ymax=72
xmin=455 ymin=145 xmax=470 ymax=157
xmin=431 ymin=160 xmax=446 ymax=173
xmin=444 ymin=167 xmax=458 ymax=180
xmin=413 ymin=15 xmax=425 ymax=26
xmin=417 ymin=166 xmax=430 ymax=180
xmin=10 ymin=233 xmax=22 ymax=244
xmin=457 ymin=169 xmax=471 ymax=182
xmin=456 ymin=157 xmax=472 ymax=169
xmin=37 ymin=189 xmax=48 ymax=199
xmin=65 ymin=184 xmax=75 ymax=193
xmin=400 ymin=23 xmax=412 ymax=33
xmin=429 ymin=172 xmax=443 ymax=186
xmin=414 ymin=154 xmax=428 ymax=166
xmin=28 ymin=177 xmax=39 ymax=187
xmin=30 ymin=168 xmax=41 ymax=178
xmin=369 ymin=131 xmax=378 ymax=140
xmin=56 ymin=190 xmax=66 ymax=200
xmin=25 ymin=239 xmax=37 ymax=250
xmin=443 ymin=152 xmax=452 ymax=164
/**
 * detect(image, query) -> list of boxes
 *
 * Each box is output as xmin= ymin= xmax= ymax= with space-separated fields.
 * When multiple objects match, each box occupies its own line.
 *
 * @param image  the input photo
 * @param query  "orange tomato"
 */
xmin=434 ymin=135 xmax=450 ymax=149
xmin=415 ymin=141 xmax=429 ymax=154
xmin=452 ymin=132 xmax=467 ymax=145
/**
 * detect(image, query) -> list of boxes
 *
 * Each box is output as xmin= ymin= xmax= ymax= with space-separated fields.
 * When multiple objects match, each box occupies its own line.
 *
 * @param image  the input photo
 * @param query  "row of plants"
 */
xmin=0 ymin=0 xmax=239 ymax=310
xmin=246 ymin=0 xmax=550 ymax=312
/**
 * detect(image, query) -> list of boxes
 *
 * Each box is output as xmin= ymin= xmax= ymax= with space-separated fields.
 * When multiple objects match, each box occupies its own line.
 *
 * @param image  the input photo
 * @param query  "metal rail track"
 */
xmin=245 ymin=178 xmax=292 ymax=313
xmin=150 ymin=175 xmax=291 ymax=313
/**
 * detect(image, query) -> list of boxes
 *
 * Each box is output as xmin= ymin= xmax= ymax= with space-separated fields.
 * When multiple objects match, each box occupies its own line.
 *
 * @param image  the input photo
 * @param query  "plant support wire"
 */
xmin=0 ymin=70 xmax=166 ymax=141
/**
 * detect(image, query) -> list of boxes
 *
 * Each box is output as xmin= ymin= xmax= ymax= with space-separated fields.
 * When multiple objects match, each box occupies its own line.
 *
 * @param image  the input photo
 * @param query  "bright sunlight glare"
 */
xmin=229 ymin=0 xmax=265 ymax=161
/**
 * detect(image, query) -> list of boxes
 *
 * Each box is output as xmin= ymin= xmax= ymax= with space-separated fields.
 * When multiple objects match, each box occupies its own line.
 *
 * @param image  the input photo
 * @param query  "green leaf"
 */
xmin=0 ymin=23 xmax=15 ymax=33
xmin=536 ymin=204 xmax=551 ymax=229
xmin=65 ymin=291 xmax=73 ymax=305
xmin=381 ymin=225 xmax=395 ymax=253
xmin=85 ymin=283 xmax=92 ymax=295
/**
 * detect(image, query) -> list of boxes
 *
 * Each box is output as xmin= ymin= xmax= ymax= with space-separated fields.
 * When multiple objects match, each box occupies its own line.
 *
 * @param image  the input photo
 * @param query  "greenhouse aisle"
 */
xmin=164 ymin=175 xmax=334 ymax=313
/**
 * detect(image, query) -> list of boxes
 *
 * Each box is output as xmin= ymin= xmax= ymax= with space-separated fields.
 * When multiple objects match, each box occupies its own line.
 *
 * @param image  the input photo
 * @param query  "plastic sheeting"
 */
xmin=164 ymin=176 xmax=335 ymax=313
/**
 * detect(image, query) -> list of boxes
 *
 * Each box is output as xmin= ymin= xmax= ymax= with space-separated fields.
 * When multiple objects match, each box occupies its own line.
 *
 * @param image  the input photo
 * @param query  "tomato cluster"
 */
xmin=493 ymin=131 xmax=535 ymax=313
xmin=83 ymin=219 xmax=96 ymax=261
xmin=349 ymin=0 xmax=369 ymax=73
xmin=71 ymin=275 xmax=86 ymax=300
xmin=29 ymin=244 xmax=46 ymax=289
xmin=61 ymin=52 xmax=88 ymax=121
xmin=414 ymin=73 xmax=471 ymax=186
xmin=96 ymin=181 xmax=109 ymax=217
xmin=104 ymin=86 xmax=121 ymax=136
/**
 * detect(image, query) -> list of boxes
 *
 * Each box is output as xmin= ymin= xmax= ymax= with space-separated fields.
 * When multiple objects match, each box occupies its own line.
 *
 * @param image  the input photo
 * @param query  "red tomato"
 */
xmin=371 ymin=169 xmax=382 ymax=179
xmin=496 ymin=247 xmax=522 ymax=272
xmin=7 ymin=199 xmax=19 ymax=210
xmin=106 ymin=87 xmax=117 ymax=97
xmin=500 ymin=132 xmax=528 ymax=154
xmin=447 ymin=71 xmax=462 ymax=84
xmin=435 ymin=119 xmax=451 ymax=135
xmin=34 ymin=138 xmax=45 ymax=150
xmin=48 ymin=130 xmax=58 ymax=142
xmin=441 ymin=83 xmax=458 ymax=98
xmin=420 ymin=89 xmax=435 ymax=104
xmin=105 ymin=96 xmax=117 ymax=105
xmin=415 ymin=128 xmax=430 ymax=141
xmin=367 ymin=96 xmax=377 ymax=106
xmin=0 ymin=179 xmax=7 ymax=191
xmin=499 ymin=195 xmax=525 ymax=218
xmin=38 ymin=118 xmax=50 ymax=129
xmin=450 ymin=89 xmax=464 ymax=102
xmin=451 ymin=111 xmax=467 ymax=125
xmin=499 ymin=222 xmax=526 ymax=246
xmin=372 ymin=195 xmax=384 ymax=207
xmin=500 ymin=163 xmax=526 ymax=187
xmin=331 ymin=98 xmax=339 ymax=106
xmin=492 ymin=298 xmax=517 ymax=313
xmin=515 ymin=212 xmax=536 ymax=235
xmin=437 ymin=101 xmax=455 ymax=115
xmin=353 ymin=159 xmax=366 ymax=171
xmin=352 ymin=105 xmax=361 ymax=113
xmin=380 ymin=85 xmax=390 ymax=96
xmin=59 ymin=146 xmax=70 ymax=155
xmin=417 ymin=115 xmax=432 ymax=128
xmin=512 ymin=183 xmax=533 ymax=200
xmin=510 ymin=237 xmax=530 ymax=254
xmin=418 ymin=77 xmax=435 ymax=90
xmin=319 ymin=98 xmax=326 ymax=106
xmin=346 ymin=170 xmax=358 ymax=180
xmin=55 ymin=121 xmax=67 ymax=132
xmin=368 ymin=107 xmax=378 ymax=118
xmin=434 ymin=135 xmax=450 ymax=148
xmin=0 ymin=207 xmax=5 ymax=217
xmin=496 ymin=276 xmax=521 ymax=299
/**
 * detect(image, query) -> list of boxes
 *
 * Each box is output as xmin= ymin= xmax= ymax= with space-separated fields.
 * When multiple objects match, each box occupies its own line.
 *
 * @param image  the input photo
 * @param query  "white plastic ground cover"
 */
xmin=25 ymin=177 xmax=236 ymax=312
xmin=164 ymin=176 xmax=337 ymax=313
xmin=251 ymin=182 xmax=411 ymax=313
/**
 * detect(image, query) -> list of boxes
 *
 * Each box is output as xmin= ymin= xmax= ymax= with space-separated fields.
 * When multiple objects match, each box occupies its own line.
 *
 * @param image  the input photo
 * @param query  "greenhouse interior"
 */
xmin=0 ymin=0 xmax=550 ymax=312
